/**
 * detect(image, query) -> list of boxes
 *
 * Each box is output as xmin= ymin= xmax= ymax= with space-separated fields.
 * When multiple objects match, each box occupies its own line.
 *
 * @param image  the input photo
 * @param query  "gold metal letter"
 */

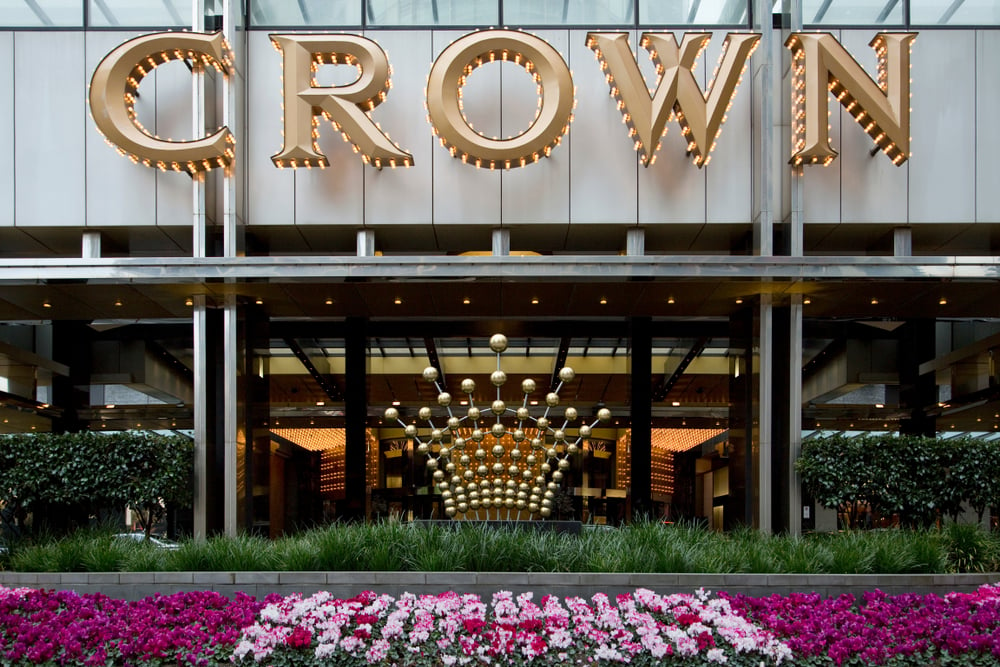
xmin=426 ymin=30 xmax=574 ymax=170
xmin=786 ymin=32 xmax=916 ymax=166
xmin=271 ymin=34 xmax=412 ymax=169
xmin=587 ymin=31 xmax=759 ymax=168
xmin=89 ymin=31 xmax=234 ymax=174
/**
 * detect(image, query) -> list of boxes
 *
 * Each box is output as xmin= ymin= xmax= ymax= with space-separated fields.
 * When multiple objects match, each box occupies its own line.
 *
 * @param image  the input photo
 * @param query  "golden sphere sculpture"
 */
xmin=383 ymin=334 xmax=609 ymax=521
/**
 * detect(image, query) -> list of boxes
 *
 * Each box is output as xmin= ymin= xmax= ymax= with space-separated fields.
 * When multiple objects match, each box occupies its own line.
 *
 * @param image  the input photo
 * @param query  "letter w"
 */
xmin=587 ymin=32 xmax=759 ymax=168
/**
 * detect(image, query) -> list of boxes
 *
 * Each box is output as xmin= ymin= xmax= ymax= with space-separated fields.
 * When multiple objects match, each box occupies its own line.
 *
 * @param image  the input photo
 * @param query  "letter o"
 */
xmin=426 ymin=30 xmax=574 ymax=169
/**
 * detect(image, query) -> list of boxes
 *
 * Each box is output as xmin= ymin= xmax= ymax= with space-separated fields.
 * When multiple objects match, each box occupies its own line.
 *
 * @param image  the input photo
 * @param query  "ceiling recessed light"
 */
xmin=803 ymin=298 xmax=811 ymax=305
xmin=394 ymin=297 xmax=402 ymax=305
xmin=463 ymin=297 xmax=471 ymax=305
xmin=325 ymin=298 xmax=334 ymax=305
xmin=671 ymin=401 xmax=680 ymax=407
xmin=113 ymin=299 xmax=123 ymax=307
xmin=184 ymin=297 xmax=194 ymax=306
xmin=316 ymin=401 xmax=325 ymax=406
xmin=735 ymin=298 xmax=743 ymax=304
xmin=105 ymin=404 xmax=115 ymax=409
xmin=42 ymin=301 xmax=51 ymax=308
xmin=530 ymin=298 xmax=539 ymax=305
xmin=599 ymin=297 xmax=607 ymax=305
xmin=667 ymin=296 xmax=675 ymax=304
xmin=391 ymin=400 xmax=401 ymax=406
xmin=255 ymin=298 xmax=263 ymax=305
xmin=870 ymin=298 xmax=879 ymax=305
xmin=938 ymin=297 xmax=947 ymax=305
xmin=875 ymin=403 xmax=884 ymax=408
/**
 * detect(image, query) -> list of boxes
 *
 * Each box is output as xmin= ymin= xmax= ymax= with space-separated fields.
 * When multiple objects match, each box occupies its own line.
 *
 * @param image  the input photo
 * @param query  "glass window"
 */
xmin=802 ymin=0 xmax=904 ymax=25
xmin=503 ymin=0 xmax=634 ymax=25
xmin=366 ymin=0 xmax=497 ymax=25
xmin=641 ymin=0 xmax=750 ymax=25
xmin=910 ymin=0 xmax=1000 ymax=25
xmin=249 ymin=0 xmax=360 ymax=26
xmin=88 ymin=0 xmax=190 ymax=27
xmin=0 ymin=0 xmax=82 ymax=27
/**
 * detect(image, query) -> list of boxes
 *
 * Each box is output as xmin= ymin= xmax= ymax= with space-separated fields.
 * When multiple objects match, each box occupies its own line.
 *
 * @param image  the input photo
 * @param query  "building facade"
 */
xmin=1 ymin=0 xmax=998 ymax=537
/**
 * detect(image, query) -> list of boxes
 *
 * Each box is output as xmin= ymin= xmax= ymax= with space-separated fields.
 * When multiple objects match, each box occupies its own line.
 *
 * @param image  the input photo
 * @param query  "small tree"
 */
xmin=952 ymin=436 xmax=1000 ymax=524
xmin=112 ymin=431 xmax=194 ymax=538
xmin=796 ymin=433 xmax=874 ymax=529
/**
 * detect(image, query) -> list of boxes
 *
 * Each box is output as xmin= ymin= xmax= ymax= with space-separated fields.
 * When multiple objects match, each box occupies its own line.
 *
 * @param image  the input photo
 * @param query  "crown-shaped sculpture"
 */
xmin=383 ymin=334 xmax=612 ymax=519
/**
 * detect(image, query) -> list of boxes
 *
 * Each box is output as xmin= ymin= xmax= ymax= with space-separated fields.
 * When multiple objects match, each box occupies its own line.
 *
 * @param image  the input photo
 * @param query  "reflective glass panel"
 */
xmin=0 ymin=0 xmax=82 ymax=26
xmin=88 ymin=0 xmax=190 ymax=27
xmin=503 ymin=0 xmax=634 ymax=25
xmin=911 ymin=0 xmax=1000 ymax=24
xmin=249 ymin=0 xmax=360 ymax=26
xmin=641 ymin=0 xmax=750 ymax=25
xmin=802 ymin=0 xmax=904 ymax=25
xmin=366 ymin=0 xmax=497 ymax=25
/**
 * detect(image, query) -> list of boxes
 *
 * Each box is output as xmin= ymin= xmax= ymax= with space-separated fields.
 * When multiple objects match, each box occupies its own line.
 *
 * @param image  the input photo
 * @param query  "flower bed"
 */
xmin=0 ymin=584 xmax=997 ymax=666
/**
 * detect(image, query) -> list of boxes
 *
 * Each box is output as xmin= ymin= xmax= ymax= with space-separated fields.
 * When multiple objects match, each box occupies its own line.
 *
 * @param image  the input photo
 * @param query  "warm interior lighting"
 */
xmin=803 ymin=298 xmax=811 ymax=305
xmin=531 ymin=298 xmax=539 ymax=305
xmin=671 ymin=401 xmax=680 ymax=407
xmin=105 ymin=404 xmax=115 ymax=409
xmin=325 ymin=298 xmax=334 ymax=305
xmin=870 ymin=298 xmax=879 ymax=305
xmin=463 ymin=297 xmax=471 ymax=305
xmin=255 ymin=298 xmax=264 ymax=305
xmin=184 ymin=297 xmax=194 ymax=306
xmin=394 ymin=297 xmax=402 ymax=305
xmin=667 ymin=296 xmax=675 ymax=304
xmin=316 ymin=401 xmax=325 ymax=406
xmin=735 ymin=298 xmax=743 ymax=304
xmin=113 ymin=299 xmax=123 ymax=307
xmin=391 ymin=400 xmax=401 ymax=406
xmin=875 ymin=403 xmax=884 ymax=408
xmin=42 ymin=300 xmax=51 ymax=308
xmin=938 ymin=297 xmax=947 ymax=305
xmin=599 ymin=297 xmax=608 ymax=305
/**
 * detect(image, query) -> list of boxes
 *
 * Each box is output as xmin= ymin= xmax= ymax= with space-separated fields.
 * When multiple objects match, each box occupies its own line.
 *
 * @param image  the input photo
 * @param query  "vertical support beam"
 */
xmin=788 ymin=295 xmax=803 ymax=535
xmin=492 ymin=228 xmax=510 ymax=256
xmin=626 ymin=228 xmax=645 ymax=256
xmin=728 ymin=305 xmax=755 ymax=529
xmin=223 ymin=296 xmax=238 ymax=536
xmin=629 ymin=317 xmax=652 ymax=520
xmin=344 ymin=317 xmax=369 ymax=521
xmin=81 ymin=231 xmax=101 ymax=258
xmin=787 ymin=0 xmax=804 ymax=257
xmin=893 ymin=227 xmax=912 ymax=256
xmin=357 ymin=229 xmax=376 ymax=257
xmin=899 ymin=320 xmax=937 ymax=436
xmin=192 ymin=296 xmax=209 ymax=538
xmin=753 ymin=0 xmax=774 ymax=257
xmin=50 ymin=322 xmax=91 ymax=434
xmin=758 ymin=294 xmax=773 ymax=534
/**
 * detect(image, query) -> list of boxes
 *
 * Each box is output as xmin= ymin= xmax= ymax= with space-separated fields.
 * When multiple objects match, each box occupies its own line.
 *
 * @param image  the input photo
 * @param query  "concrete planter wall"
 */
xmin=1 ymin=571 xmax=997 ymax=602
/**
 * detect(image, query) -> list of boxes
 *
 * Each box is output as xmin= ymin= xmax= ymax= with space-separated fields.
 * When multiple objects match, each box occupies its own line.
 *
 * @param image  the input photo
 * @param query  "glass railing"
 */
xmin=2 ymin=0 xmax=997 ymax=29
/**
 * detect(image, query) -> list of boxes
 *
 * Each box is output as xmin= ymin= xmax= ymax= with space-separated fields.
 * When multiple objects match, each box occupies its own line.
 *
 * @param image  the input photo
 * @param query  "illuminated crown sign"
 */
xmin=383 ymin=334 xmax=612 ymax=519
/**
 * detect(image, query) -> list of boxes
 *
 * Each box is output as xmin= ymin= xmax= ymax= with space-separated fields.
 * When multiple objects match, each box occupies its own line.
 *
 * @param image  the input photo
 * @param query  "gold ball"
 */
xmin=547 ymin=482 xmax=559 ymax=491
xmin=530 ymin=438 xmax=543 ymax=450
xmin=431 ymin=429 xmax=443 ymax=442
xmin=418 ymin=407 xmax=432 ymax=421
xmin=540 ymin=507 xmax=551 ymax=518
xmin=384 ymin=407 xmax=399 ymax=421
xmin=491 ymin=444 xmax=506 ymax=458
xmin=451 ymin=475 xmax=462 ymax=485
xmin=475 ymin=448 xmax=487 ymax=460
xmin=516 ymin=407 xmax=530 ymax=420
xmin=536 ymin=417 xmax=549 ymax=430
xmin=427 ymin=458 xmax=439 ymax=470
xmin=417 ymin=442 xmax=429 ymax=455
xmin=438 ymin=444 xmax=450 ymax=457
xmin=493 ymin=478 xmax=505 ymax=488
xmin=441 ymin=490 xmax=453 ymax=501
xmin=469 ymin=499 xmax=480 ymax=510
xmin=445 ymin=462 xmax=456 ymax=474
xmin=460 ymin=454 xmax=471 ymax=466
xmin=521 ymin=378 xmax=536 ymax=394
xmin=472 ymin=429 xmax=484 ymax=442
xmin=553 ymin=470 xmax=564 ymax=482
xmin=454 ymin=438 xmax=467 ymax=451
xmin=567 ymin=443 xmax=579 ymax=455
xmin=510 ymin=448 xmax=522 ymax=460
xmin=545 ymin=392 xmax=560 ymax=407
xmin=492 ymin=462 xmax=505 ymax=474
xmin=437 ymin=392 xmax=452 ymax=407
xmin=528 ymin=502 xmax=539 ymax=513
xmin=481 ymin=497 xmax=492 ymax=508
xmin=477 ymin=464 xmax=489 ymax=476
xmin=445 ymin=506 xmax=458 ymax=517
xmin=422 ymin=366 xmax=439 ymax=382
xmin=557 ymin=458 xmax=570 ymax=471
xmin=433 ymin=469 xmax=444 ymax=481
xmin=526 ymin=454 xmax=537 ymax=466
xmin=544 ymin=489 xmax=555 ymax=500
xmin=597 ymin=408 xmax=612 ymax=422
xmin=516 ymin=499 xmax=527 ymax=510
xmin=508 ymin=464 xmax=520 ymax=476
xmin=579 ymin=425 xmax=592 ymax=438
xmin=491 ymin=399 xmax=506 ymax=415
xmin=448 ymin=417 xmax=461 ymax=430
xmin=546 ymin=448 xmax=557 ymax=459
xmin=519 ymin=482 xmax=530 ymax=492
xmin=489 ymin=333 xmax=508 ymax=353
xmin=529 ymin=494 xmax=540 ymax=503
xmin=558 ymin=367 xmax=575 ymax=383
xmin=541 ymin=462 xmax=551 ymax=474
xmin=531 ymin=486 xmax=542 ymax=496
xmin=405 ymin=424 xmax=418 ymax=438
xmin=491 ymin=422 xmax=506 ymax=438
xmin=535 ymin=476 xmax=546 ymax=486
xmin=513 ymin=429 xmax=525 ymax=442
xmin=439 ymin=481 xmax=450 ymax=492
xmin=521 ymin=469 xmax=533 ymax=480
xmin=504 ymin=498 xmax=515 ymax=508
xmin=461 ymin=378 xmax=476 ymax=394
xmin=564 ymin=407 xmax=578 ymax=422
xmin=464 ymin=469 xmax=475 ymax=480
xmin=490 ymin=370 xmax=507 ymax=387
xmin=553 ymin=429 xmax=565 ymax=442
xmin=458 ymin=502 xmax=469 ymax=513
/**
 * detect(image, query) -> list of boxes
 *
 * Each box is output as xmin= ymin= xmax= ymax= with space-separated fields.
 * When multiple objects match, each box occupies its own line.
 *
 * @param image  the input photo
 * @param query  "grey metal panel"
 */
xmin=639 ymin=30 xmax=706 ymax=225
xmin=0 ymin=32 xmax=12 ymax=228
xmin=154 ymin=54 xmax=196 ymax=227
xmin=839 ymin=31 xmax=908 ymax=224
xmin=14 ymin=32 xmax=85 ymax=228
xmin=802 ymin=31 xmax=841 ymax=224
xmin=85 ymin=31 xmax=156 ymax=229
xmin=294 ymin=38 xmax=364 ymax=227
xmin=976 ymin=31 xmax=1000 ymax=223
xmin=246 ymin=31 xmax=295 ymax=225
xmin=706 ymin=29 xmax=753 ymax=224
xmin=501 ymin=30 xmax=570 ymax=226
xmin=432 ymin=30 xmax=500 ymax=227
xmin=909 ymin=31 xmax=975 ymax=223
xmin=363 ymin=30 xmax=433 ymax=227
xmin=569 ymin=29 xmax=636 ymax=225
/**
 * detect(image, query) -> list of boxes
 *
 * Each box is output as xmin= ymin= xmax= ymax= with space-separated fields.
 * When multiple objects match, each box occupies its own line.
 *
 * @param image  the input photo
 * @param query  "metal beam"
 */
xmin=652 ymin=337 xmax=708 ymax=402
xmin=283 ymin=337 xmax=344 ymax=402
xmin=550 ymin=337 xmax=571 ymax=391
